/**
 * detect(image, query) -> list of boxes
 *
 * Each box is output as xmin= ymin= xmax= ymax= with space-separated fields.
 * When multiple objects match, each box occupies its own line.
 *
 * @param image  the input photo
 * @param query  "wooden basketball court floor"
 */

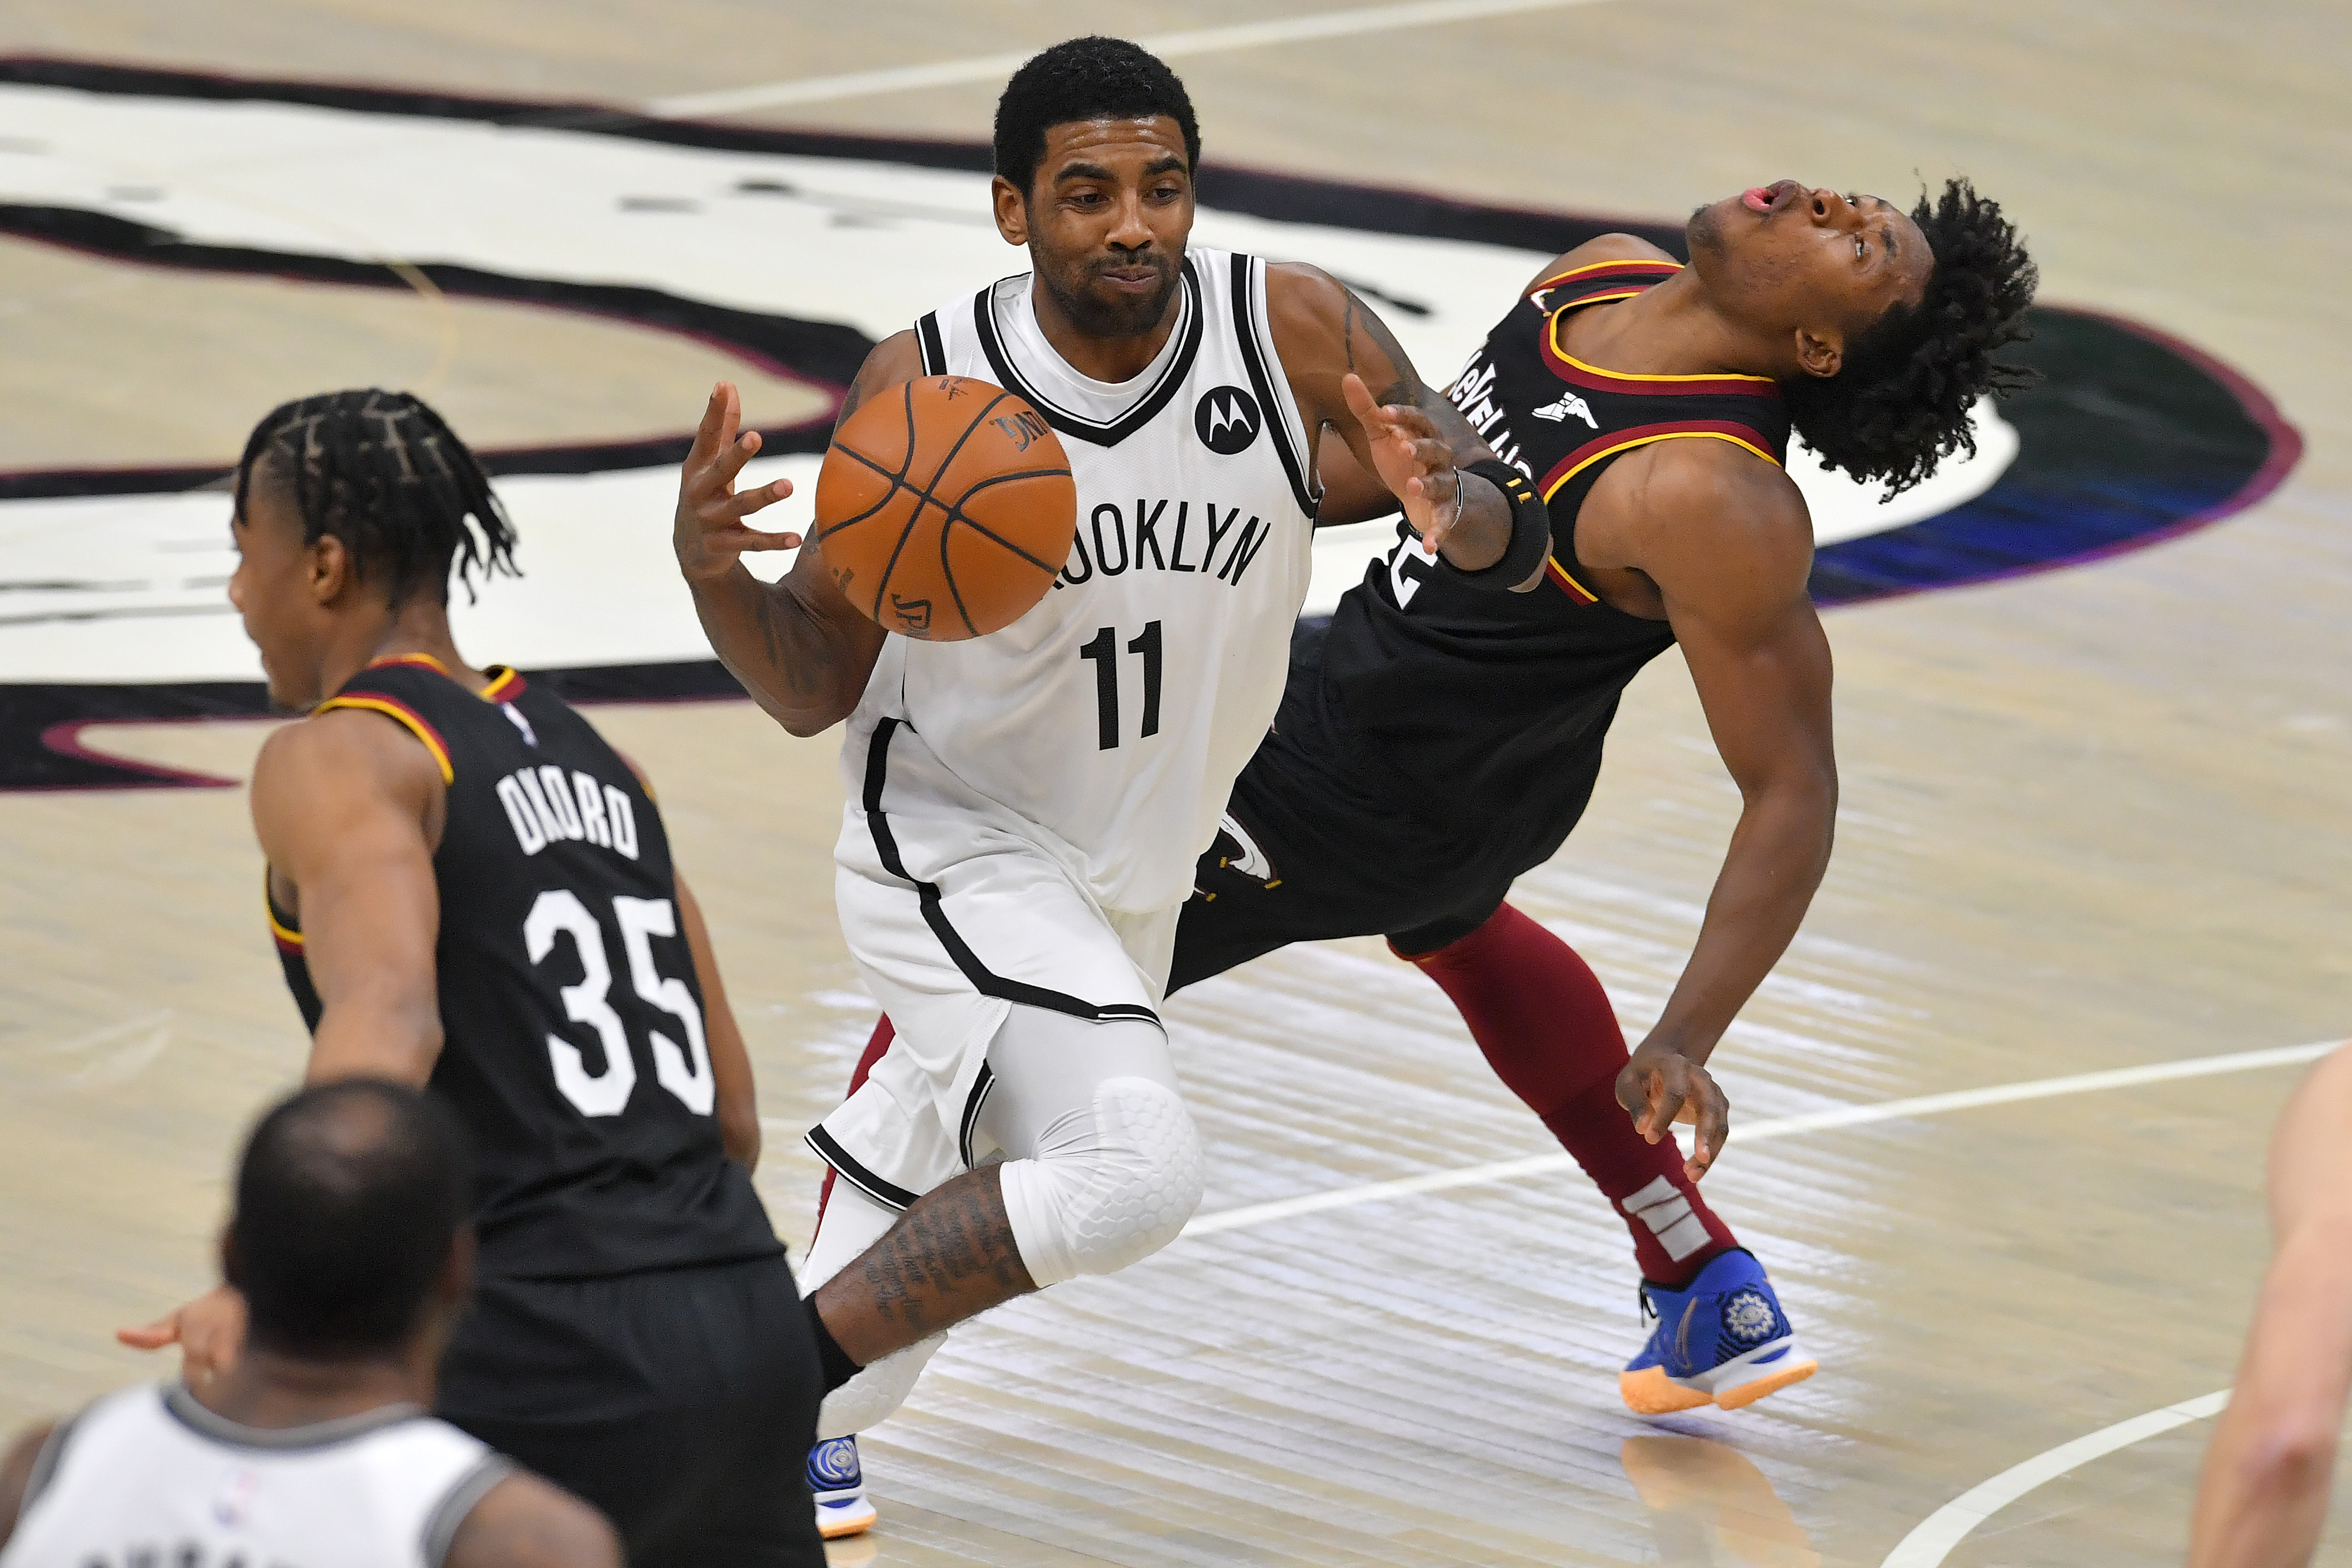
xmin=2 ymin=1 xmax=2348 ymax=1563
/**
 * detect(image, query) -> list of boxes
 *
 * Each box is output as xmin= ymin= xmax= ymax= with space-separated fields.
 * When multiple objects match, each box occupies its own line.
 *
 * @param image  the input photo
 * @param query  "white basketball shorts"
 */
xmin=811 ymin=716 xmax=1178 ymax=1209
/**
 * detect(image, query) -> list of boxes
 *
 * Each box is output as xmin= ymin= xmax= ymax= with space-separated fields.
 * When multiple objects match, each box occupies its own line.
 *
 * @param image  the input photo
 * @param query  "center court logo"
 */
xmin=1194 ymin=387 xmax=1261 ymax=455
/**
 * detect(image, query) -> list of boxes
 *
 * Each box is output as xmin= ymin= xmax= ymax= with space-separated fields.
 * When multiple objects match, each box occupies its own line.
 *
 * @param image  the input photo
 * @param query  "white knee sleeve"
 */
xmin=997 ymin=1076 xmax=1205 ymax=1288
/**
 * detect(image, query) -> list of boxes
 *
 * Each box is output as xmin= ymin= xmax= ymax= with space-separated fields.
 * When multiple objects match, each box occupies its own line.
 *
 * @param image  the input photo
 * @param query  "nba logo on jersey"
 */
xmin=1194 ymin=386 xmax=1261 ymax=455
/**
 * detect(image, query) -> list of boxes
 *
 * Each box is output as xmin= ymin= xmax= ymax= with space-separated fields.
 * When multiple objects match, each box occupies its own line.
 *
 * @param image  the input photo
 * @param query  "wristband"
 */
xmin=1438 ymin=458 xmax=1551 ymax=588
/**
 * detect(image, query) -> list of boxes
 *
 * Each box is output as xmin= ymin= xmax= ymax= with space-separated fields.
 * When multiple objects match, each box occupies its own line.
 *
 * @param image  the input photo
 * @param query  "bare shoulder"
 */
xmin=443 ymin=1471 xmax=621 ymax=1568
xmin=1261 ymin=261 xmax=1350 ymax=341
xmin=853 ymin=329 xmax=926 ymax=392
xmin=837 ymin=329 xmax=926 ymax=430
xmin=250 ymin=705 xmax=445 ymax=861
xmin=1261 ymin=261 xmax=1420 ymax=411
xmin=1522 ymin=234 xmax=1680 ymax=292
xmin=1603 ymin=438 xmax=1813 ymax=594
xmin=255 ymin=706 xmax=443 ymax=799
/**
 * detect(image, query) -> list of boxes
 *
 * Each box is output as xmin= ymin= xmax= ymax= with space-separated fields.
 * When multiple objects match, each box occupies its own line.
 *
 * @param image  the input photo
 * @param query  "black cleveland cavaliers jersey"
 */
xmin=268 ymin=655 xmax=779 ymax=1281
xmin=1317 ymin=258 xmax=1793 ymax=873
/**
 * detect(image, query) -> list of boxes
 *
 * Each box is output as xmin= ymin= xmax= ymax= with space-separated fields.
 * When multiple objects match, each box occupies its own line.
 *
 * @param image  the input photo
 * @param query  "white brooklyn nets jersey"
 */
xmin=2 ymin=1382 xmax=508 ymax=1568
xmin=853 ymin=247 xmax=1320 ymax=915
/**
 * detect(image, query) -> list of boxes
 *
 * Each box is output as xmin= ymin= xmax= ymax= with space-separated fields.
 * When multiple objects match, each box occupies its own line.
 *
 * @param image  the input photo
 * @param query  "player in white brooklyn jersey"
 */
xmin=670 ymin=37 xmax=1557 ymax=1531
xmin=0 ymin=1081 xmax=615 ymax=1568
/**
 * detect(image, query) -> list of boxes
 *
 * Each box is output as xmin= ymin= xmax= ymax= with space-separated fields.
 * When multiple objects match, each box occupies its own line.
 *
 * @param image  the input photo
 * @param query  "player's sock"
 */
xmin=806 ymin=1298 xmax=864 ymax=1394
xmin=1397 ymin=902 xmax=1736 ymax=1288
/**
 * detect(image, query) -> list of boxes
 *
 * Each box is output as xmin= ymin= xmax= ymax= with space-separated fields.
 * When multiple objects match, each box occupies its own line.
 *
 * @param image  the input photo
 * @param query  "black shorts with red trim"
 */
xmin=1168 ymin=619 xmax=1605 ymax=991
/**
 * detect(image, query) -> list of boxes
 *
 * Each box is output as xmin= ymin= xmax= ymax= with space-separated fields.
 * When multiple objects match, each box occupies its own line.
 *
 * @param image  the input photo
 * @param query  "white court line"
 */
xmin=1180 ymin=1038 xmax=2341 ymax=1237
xmin=644 ymin=0 xmax=1618 ymax=118
xmin=1879 ymin=1389 xmax=2231 ymax=1568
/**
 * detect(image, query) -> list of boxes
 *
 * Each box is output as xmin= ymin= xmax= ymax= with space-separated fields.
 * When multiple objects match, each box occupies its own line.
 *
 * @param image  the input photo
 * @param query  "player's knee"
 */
xmin=1001 ymin=1077 xmax=1205 ymax=1287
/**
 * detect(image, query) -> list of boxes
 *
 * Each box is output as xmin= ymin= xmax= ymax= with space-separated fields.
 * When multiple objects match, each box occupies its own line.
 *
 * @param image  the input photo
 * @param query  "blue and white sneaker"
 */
xmin=808 ymin=1436 xmax=877 ymax=1540
xmin=1620 ymin=1249 xmax=1816 ymax=1414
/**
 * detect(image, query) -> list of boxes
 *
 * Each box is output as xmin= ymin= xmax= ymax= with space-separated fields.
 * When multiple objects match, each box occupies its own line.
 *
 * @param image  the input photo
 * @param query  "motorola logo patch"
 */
xmin=1194 ymin=386 xmax=1262 ymax=455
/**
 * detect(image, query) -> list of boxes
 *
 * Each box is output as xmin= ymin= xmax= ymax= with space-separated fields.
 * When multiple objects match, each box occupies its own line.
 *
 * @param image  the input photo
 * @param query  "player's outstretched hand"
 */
xmin=675 ymin=381 xmax=799 ymax=584
xmin=1616 ymin=1042 xmax=1731 ymax=1182
xmin=116 ymin=1284 xmax=248 ymax=1387
xmin=1341 ymin=372 xmax=1466 ymax=554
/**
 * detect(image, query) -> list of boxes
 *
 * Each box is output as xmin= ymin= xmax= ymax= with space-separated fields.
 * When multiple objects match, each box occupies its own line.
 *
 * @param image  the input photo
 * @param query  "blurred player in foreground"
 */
xmin=124 ymin=390 xmax=824 ymax=1567
xmin=2189 ymin=1044 xmax=2352 ymax=1568
xmin=0 ymin=1080 xmax=617 ymax=1567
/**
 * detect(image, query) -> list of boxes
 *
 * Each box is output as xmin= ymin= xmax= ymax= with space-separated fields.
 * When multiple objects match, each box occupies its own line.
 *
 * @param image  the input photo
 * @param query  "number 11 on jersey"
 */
xmin=1079 ymin=621 xmax=1163 ymax=750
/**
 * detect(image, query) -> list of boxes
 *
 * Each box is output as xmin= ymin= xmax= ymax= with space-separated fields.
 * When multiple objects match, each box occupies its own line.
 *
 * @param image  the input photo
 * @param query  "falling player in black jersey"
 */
xmin=119 ymin=391 xmax=826 ymax=1568
xmin=1183 ymin=179 xmax=2037 ymax=1411
xmin=841 ymin=177 xmax=2036 ymax=1418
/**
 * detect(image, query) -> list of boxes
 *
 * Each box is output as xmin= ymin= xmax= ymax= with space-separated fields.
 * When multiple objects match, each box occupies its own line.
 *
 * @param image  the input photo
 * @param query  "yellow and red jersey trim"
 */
xmin=264 ymin=876 xmax=304 ymax=955
xmin=367 ymin=652 xmax=450 ymax=677
xmin=1546 ymin=557 xmax=1602 ymax=604
xmin=367 ymin=652 xmax=526 ymax=703
xmin=1540 ymin=420 xmax=1783 ymax=503
xmin=1541 ymin=323 xmax=1780 ymax=398
xmin=314 ymin=692 xmax=455 ymax=784
xmin=1538 ymin=420 xmax=1782 ymax=605
xmin=1525 ymin=257 xmax=1684 ymax=300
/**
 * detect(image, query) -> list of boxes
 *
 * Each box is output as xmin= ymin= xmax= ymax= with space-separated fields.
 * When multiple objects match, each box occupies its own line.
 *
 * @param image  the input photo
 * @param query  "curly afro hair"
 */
xmin=1783 ymin=178 xmax=2039 ymax=497
xmin=993 ymin=37 xmax=1200 ymax=199
xmin=235 ymin=388 xmax=519 ymax=608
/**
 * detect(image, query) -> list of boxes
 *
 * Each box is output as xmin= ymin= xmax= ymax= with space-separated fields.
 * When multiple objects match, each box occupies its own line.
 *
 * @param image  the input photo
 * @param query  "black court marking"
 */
xmin=0 ymin=203 xmax=860 ymax=500
xmin=860 ymin=718 xmax=1162 ymax=1028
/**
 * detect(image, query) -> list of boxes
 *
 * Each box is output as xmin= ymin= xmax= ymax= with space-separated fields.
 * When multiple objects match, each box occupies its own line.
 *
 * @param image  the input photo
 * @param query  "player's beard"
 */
xmin=1041 ymin=248 xmax=1182 ymax=340
xmin=1686 ymin=201 xmax=1725 ymax=257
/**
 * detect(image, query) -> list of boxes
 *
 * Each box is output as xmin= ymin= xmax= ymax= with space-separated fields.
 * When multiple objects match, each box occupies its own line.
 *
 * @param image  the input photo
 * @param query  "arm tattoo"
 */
xmin=1341 ymin=286 xmax=1421 ymax=408
xmin=853 ymin=1175 xmax=1029 ymax=1339
xmin=750 ymin=581 xmax=824 ymax=698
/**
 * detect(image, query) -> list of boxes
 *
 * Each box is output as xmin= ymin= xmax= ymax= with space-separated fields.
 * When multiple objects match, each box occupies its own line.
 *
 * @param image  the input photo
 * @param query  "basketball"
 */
xmin=813 ymin=375 xmax=1077 ymax=641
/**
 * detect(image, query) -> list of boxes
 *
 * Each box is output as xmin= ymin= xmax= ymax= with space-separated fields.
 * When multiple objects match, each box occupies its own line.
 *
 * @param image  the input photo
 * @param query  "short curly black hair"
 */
xmin=1783 ymin=179 xmax=2039 ymax=496
xmin=235 ymin=388 xmax=519 ymax=608
xmin=993 ymin=37 xmax=1201 ymax=199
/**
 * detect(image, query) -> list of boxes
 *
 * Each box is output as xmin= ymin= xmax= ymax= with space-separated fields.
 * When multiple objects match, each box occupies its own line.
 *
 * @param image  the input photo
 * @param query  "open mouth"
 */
xmin=1741 ymin=180 xmax=1802 ymax=215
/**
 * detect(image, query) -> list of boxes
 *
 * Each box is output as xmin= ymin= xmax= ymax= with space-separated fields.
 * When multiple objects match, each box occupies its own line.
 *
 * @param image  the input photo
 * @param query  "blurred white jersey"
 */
xmin=851 ymin=247 xmax=1320 ymax=915
xmin=2 ymin=1382 xmax=507 ymax=1568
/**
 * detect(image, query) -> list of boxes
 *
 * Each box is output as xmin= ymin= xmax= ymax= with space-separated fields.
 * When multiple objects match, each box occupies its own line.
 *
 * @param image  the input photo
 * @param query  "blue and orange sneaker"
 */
xmin=808 ymin=1436 xmax=877 ymax=1539
xmin=1620 ymin=1249 xmax=1816 ymax=1414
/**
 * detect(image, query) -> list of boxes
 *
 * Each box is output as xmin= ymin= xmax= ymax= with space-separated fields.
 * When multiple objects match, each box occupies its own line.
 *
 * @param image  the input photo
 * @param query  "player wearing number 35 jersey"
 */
xmin=124 ymin=390 xmax=827 ymax=1568
xmin=671 ymin=38 xmax=1554 ymax=1530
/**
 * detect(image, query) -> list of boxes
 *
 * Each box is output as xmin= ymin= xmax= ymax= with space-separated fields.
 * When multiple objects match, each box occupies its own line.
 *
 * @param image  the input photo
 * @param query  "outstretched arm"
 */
xmin=2189 ymin=1044 xmax=2352 ymax=1568
xmin=1595 ymin=446 xmax=1836 ymax=1178
xmin=121 ymin=708 xmax=445 ymax=1379
xmin=675 ymin=343 xmax=917 ymax=737
xmin=1266 ymin=265 xmax=1533 ymax=579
